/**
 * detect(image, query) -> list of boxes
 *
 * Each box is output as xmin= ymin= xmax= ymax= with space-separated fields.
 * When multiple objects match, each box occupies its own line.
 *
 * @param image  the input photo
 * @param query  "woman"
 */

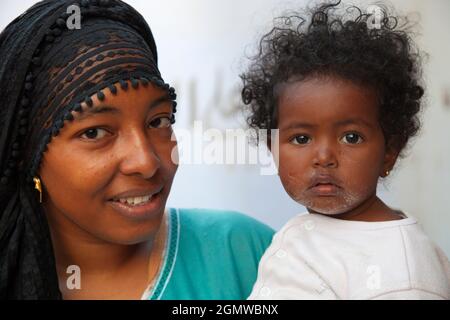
xmin=0 ymin=0 xmax=273 ymax=299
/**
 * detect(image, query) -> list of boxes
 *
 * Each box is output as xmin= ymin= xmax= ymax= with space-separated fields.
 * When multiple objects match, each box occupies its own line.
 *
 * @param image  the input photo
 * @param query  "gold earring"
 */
xmin=33 ymin=176 xmax=42 ymax=203
xmin=385 ymin=170 xmax=390 ymax=177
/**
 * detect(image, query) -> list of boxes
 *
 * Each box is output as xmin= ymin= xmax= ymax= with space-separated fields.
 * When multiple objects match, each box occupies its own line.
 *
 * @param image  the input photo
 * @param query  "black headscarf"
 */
xmin=0 ymin=0 xmax=176 ymax=299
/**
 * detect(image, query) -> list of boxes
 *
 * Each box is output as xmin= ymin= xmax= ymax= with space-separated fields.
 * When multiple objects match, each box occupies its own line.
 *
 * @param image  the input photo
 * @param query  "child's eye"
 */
xmin=341 ymin=133 xmax=364 ymax=144
xmin=148 ymin=116 xmax=172 ymax=129
xmin=80 ymin=128 xmax=108 ymax=140
xmin=291 ymin=135 xmax=311 ymax=145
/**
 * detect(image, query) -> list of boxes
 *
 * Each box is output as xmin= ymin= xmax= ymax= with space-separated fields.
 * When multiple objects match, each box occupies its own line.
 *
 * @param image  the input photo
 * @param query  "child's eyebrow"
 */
xmin=334 ymin=118 xmax=375 ymax=129
xmin=72 ymin=95 xmax=172 ymax=122
xmin=281 ymin=122 xmax=318 ymax=130
xmin=280 ymin=118 xmax=375 ymax=130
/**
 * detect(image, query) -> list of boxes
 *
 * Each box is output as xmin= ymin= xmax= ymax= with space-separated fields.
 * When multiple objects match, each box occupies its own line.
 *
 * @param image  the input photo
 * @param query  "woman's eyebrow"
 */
xmin=149 ymin=95 xmax=172 ymax=109
xmin=73 ymin=95 xmax=172 ymax=122
xmin=74 ymin=106 xmax=120 ymax=121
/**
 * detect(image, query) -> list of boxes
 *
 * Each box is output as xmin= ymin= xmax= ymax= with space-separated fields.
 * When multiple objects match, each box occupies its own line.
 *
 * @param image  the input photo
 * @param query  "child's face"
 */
xmin=275 ymin=76 xmax=398 ymax=215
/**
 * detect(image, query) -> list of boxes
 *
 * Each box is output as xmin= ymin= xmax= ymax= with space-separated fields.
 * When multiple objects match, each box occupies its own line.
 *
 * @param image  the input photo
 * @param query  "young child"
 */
xmin=241 ymin=1 xmax=450 ymax=299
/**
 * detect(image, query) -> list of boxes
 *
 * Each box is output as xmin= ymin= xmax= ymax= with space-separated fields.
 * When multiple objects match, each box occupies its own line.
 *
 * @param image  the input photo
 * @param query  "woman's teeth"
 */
xmin=116 ymin=195 xmax=152 ymax=206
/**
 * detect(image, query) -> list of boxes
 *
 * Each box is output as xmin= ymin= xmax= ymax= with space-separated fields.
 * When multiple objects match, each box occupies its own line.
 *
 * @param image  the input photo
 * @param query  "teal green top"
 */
xmin=142 ymin=208 xmax=274 ymax=300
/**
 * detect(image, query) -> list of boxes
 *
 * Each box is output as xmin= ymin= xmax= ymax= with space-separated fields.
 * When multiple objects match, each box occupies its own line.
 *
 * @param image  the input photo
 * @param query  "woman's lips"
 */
xmin=107 ymin=189 xmax=163 ymax=220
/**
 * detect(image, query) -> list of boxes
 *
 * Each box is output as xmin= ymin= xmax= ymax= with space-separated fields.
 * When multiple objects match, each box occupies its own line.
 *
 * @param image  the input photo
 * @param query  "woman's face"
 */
xmin=39 ymin=83 xmax=178 ymax=244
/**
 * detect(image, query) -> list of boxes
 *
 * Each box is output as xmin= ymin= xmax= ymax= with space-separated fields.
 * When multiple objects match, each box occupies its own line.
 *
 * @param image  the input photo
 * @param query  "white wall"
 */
xmin=379 ymin=0 xmax=450 ymax=258
xmin=1 ymin=0 xmax=449 ymax=257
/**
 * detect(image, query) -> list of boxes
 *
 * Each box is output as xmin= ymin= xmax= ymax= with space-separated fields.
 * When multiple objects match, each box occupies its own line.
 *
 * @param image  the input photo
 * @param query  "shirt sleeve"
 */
xmin=372 ymin=289 xmax=446 ymax=300
xmin=249 ymin=256 xmax=339 ymax=299
xmin=248 ymin=219 xmax=339 ymax=300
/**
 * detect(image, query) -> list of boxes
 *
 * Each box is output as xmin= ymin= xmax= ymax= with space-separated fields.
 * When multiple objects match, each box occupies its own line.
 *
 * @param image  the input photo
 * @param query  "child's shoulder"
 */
xmin=276 ymin=212 xmax=311 ymax=228
xmin=271 ymin=212 xmax=450 ymax=299
xmin=277 ymin=212 xmax=422 ymax=234
xmin=273 ymin=212 xmax=328 ymax=236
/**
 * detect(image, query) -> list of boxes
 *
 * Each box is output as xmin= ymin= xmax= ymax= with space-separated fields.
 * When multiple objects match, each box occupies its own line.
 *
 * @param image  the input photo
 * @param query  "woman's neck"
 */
xmin=46 ymin=210 xmax=167 ymax=299
xmin=53 ymin=232 xmax=152 ymax=276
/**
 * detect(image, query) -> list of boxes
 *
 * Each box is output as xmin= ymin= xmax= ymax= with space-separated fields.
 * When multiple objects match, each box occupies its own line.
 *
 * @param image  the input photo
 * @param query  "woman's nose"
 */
xmin=312 ymin=141 xmax=338 ymax=169
xmin=119 ymin=131 xmax=161 ymax=179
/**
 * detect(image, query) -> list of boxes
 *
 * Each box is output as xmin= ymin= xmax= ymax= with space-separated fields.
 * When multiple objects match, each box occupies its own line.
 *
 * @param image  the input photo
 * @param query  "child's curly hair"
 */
xmin=241 ymin=1 xmax=424 ymax=155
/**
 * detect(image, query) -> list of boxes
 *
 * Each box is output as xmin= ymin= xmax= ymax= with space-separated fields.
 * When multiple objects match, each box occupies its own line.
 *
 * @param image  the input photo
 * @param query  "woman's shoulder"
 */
xmin=160 ymin=208 xmax=275 ymax=299
xmin=170 ymin=207 xmax=275 ymax=259
xmin=173 ymin=207 xmax=274 ymax=236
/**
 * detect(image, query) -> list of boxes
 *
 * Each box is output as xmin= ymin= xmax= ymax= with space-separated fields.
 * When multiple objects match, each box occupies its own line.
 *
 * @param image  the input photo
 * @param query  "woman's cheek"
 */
xmin=158 ymin=135 xmax=178 ymax=176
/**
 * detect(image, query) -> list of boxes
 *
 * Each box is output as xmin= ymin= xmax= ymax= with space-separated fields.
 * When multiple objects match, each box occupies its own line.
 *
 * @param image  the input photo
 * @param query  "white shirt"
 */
xmin=249 ymin=212 xmax=450 ymax=300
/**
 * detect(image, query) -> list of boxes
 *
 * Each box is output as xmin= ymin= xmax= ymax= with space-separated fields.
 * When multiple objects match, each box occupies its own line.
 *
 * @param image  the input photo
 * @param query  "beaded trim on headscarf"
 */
xmin=0 ymin=0 xmax=177 ymax=187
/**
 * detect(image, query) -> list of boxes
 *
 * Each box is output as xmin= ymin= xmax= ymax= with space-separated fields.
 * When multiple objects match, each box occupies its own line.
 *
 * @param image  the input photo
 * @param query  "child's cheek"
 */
xmin=278 ymin=169 xmax=307 ymax=203
xmin=277 ymin=144 xmax=307 ymax=199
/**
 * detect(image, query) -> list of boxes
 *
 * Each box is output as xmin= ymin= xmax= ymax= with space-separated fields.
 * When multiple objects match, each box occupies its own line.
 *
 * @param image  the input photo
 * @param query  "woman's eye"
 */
xmin=291 ymin=135 xmax=311 ymax=145
xmin=80 ymin=128 xmax=108 ymax=140
xmin=148 ymin=116 xmax=172 ymax=129
xmin=341 ymin=133 xmax=363 ymax=144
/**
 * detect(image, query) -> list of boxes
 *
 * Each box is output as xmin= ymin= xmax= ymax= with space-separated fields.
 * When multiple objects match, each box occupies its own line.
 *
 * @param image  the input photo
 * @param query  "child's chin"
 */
xmin=308 ymin=207 xmax=350 ymax=215
xmin=304 ymin=200 xmax=353 ymax=215
xmin=301 ymin=193 xmax=362 ymax=216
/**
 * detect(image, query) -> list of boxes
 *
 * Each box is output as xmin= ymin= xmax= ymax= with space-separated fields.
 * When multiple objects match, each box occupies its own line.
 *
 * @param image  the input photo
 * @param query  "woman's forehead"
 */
xmin=71 ymin=84 xmax=173 ymax=122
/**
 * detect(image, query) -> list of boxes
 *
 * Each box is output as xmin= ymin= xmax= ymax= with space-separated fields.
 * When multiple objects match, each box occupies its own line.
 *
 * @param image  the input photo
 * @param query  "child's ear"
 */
xmin=381 ymin=138 xmax=401 ymax=177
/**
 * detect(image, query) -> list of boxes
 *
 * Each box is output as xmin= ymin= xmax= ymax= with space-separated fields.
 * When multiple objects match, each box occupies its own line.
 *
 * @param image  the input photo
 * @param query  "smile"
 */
xmin=113 ymin=194 xmax=154 ymax=206
xmin=107 ymin=188 xmax=164 ymax=220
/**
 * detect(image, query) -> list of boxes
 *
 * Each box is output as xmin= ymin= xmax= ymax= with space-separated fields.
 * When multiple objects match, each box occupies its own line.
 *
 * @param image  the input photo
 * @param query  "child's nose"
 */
xmin=313 ymin=142 xmax=338 ymax=169
xmin=118 ymin=131 xmax=161 ymax=179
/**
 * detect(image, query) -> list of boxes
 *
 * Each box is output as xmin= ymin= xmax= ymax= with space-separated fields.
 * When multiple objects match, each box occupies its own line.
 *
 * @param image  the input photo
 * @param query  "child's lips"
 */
xmin=310 ymin=183 xmax=340 ymax=196
xmin=308 ymin=174 xmax=342 ymax=196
